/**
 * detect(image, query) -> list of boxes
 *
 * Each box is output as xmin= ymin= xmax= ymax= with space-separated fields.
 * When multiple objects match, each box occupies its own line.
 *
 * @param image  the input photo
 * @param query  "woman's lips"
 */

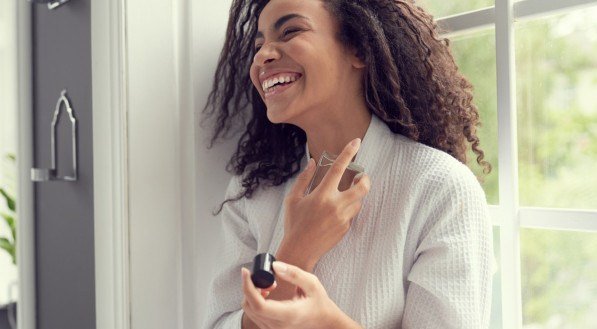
xmin=264 ymin=76 xmax=302 ymax=99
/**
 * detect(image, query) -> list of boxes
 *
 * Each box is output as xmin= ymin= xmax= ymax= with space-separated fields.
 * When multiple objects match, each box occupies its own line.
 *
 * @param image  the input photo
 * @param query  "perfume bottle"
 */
xmin=251 ymin=253 xmax=276 ymax=289
xmin=305 ymin=150 xmax=365 ymax=195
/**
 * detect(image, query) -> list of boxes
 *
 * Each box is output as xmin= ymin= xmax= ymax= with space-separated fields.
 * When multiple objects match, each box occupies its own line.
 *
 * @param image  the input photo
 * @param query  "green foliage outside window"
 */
xmin=0 ymin=154 xmax=17 ymax=266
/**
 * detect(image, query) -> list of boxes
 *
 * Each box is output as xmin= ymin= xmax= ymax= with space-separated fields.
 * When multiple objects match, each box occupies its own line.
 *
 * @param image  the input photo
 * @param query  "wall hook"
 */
xmin=29 ymin=0 xmax=71 ymax=10
xmin=31 ymin=89 xmax=78 ymax=182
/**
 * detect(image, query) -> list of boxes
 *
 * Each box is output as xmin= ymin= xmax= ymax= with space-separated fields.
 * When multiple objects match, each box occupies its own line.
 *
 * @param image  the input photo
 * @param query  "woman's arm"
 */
xmin=202 ymin=175 xmax=258 ymax=329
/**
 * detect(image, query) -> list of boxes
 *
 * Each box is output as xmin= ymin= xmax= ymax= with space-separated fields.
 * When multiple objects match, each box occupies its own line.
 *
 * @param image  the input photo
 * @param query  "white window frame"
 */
xmin=14 ymin=2 xmax=36 ymax=329
xmin=434 ymin=0 xmax=597 ymax=328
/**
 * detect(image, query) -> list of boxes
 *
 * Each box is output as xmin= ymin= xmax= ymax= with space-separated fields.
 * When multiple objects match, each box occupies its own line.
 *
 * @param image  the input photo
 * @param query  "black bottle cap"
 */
xmin=251 ymin=253 xmax=276 ymax=289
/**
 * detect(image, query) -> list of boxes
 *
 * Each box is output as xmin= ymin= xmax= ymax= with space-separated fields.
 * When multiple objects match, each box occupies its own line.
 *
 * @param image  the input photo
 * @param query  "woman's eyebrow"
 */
xmin=255 ymin=13 xmax=310 ymax=39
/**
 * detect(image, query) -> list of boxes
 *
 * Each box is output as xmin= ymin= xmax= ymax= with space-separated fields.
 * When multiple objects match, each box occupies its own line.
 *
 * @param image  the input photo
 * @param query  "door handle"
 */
xmin=31 ymin=89 xmax=78 ymax=182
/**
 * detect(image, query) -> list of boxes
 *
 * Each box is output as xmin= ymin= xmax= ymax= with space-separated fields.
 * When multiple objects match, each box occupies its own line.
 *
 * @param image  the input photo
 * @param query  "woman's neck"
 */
xmin=304 ymin=109 xmax=372 ymax=164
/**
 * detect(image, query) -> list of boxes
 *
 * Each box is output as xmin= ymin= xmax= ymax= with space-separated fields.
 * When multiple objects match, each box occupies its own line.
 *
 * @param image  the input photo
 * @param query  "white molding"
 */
xmin=489 ymin=205 xmax=597 ymax=232
xmin=15 ymin=2 xmax=36 ymax=329
xmin=515 ymin=0 xmax=597 ymax=22
xmin=491 ymin=205 xmax=597 ymax=232
xmin=125 ymin=0 xmax=189 ymax=327
xmin=436 ymin=0 xmax=597 ymax=35
xmin=91 ymin=0 xmax=132 ymax=328
xmin=520 ymin=208 xmax=597 ymax=232
xmin=495 ymin=0 xmax=523 ymax=328
xmin=174 ymin=0 xmax=198 ymax=328
xmin=437 ymin=7 xmax=495 ymax=37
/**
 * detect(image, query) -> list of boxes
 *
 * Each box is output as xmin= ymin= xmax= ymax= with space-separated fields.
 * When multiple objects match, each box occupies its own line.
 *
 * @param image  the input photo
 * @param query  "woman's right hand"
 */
xmin=277 ymin=138 xmax=371 ymax=271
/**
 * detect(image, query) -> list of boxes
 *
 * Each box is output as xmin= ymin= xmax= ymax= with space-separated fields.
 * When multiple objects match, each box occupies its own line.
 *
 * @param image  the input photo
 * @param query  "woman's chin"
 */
xmin=266 ymin=105 xmax=293 ymax=124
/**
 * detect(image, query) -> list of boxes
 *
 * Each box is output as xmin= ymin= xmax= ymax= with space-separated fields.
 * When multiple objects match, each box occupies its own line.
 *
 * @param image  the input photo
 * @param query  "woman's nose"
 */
xmin=253 ymin=42 xmax=281 ymax=65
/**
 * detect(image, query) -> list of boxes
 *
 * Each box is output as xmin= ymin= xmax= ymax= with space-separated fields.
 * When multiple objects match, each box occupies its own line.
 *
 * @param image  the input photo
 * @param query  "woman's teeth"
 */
xmin=262 ymin=74 xmax=300 ymax=92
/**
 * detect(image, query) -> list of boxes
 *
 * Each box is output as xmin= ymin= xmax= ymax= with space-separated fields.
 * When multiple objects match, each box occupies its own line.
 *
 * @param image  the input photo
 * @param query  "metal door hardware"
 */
xmin=29 ymin=0 xmax=71 ymax=10
xmin=31 ymin=89 xmax=78 ymax=182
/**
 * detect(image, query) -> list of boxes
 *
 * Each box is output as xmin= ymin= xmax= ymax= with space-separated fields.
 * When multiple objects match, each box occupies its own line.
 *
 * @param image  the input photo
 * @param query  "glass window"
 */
xmin=450 ymin=29 xmax=499 ymax=205
xmin=417 ymin=0 xmax=494 ymax=19
xmin=516 ymin=6 xmax=597 ymax=209
xmin=520 ymin=228 xmax=597 ymax=328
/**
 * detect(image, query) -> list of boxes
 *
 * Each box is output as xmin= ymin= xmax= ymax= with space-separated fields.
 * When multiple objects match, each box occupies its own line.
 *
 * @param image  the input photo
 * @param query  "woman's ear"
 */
xmin=349 ymin=47 xmax=366 ymax=69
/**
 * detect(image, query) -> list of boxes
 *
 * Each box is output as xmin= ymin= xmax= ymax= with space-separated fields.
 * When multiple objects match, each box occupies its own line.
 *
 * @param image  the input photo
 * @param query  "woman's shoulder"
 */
xmin=389 ymin=133 xmax=484 ymax=197
xmin=387 ymin=135 xmax=490 ymax=235
xmin=225 ymin=171 xmax=288 ymax=206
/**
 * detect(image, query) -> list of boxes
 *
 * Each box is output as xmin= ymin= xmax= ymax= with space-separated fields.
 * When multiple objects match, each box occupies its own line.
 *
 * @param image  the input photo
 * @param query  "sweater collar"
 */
xmin=302 ymin=114 xmax=390 ymax=176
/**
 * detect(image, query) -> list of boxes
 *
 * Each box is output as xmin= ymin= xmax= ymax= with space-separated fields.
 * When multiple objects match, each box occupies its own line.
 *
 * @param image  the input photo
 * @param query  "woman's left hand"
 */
xmin=241 ymin=261 xmax=361 ymax=329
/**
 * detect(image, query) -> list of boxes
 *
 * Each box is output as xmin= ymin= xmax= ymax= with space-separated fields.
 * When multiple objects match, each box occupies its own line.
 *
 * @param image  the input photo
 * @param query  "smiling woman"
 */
xmin=202 ymin=1 xmax=494 ymax=328
xmin=249 ymin=1 xmax=367 ymax=131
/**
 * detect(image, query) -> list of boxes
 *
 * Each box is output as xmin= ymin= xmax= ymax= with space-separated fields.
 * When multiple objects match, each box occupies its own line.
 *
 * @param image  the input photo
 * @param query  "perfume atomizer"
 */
xmin=305 ymin=150 xmax=365 ymax=195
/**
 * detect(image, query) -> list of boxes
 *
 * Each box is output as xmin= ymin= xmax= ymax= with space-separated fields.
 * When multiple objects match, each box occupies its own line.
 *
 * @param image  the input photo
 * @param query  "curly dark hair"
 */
xmin=203 ymin=0 xmax=492 ymax=215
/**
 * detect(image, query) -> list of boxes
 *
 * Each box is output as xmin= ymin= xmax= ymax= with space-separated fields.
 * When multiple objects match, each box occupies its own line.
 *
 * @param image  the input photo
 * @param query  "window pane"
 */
xmin=417 ymin=0 xmax=494 ymax=19
xmin=521 ymin=228 xmax=597 ymax=328
xmin=450 ymin=29 xmax=499 ymax=205
xmin=516 ymin=7 xmax=597 ymax=209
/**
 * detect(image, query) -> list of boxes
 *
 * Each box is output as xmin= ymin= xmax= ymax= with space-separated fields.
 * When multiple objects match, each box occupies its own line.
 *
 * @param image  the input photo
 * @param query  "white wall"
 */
xmin=94 ymin=1 xmax=239 ymax=327
xmin=125 ymin=0 xmax=239 ymax=327
xmin=0 ymin=0 xmax=19 ymax=307
xmin=126 ymin=0 xmax=184 ymax=328
xmin=192 ymin=1 xmax=238 ymax=325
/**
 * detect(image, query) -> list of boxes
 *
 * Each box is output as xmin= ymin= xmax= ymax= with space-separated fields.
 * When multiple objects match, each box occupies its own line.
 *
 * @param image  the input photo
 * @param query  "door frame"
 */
xmin=16 ymin=2 xmax=36 ymax=329
xmin=91 ymin=1 xmax=131 ymax=328
xmin=92 ymin=0 xmax=197 ymax=328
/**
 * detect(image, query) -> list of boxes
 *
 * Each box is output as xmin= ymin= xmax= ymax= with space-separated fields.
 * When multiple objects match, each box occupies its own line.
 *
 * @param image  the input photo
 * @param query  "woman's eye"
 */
xmin=282 ymin=28 xmax=301 ymax=37
xmin=254 ymin=45 xmax=262 ymax=53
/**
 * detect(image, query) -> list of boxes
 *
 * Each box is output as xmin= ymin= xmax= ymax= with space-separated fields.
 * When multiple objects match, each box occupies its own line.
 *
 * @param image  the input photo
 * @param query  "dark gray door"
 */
xmin=31 ymin=1 xmax=95 ymax=328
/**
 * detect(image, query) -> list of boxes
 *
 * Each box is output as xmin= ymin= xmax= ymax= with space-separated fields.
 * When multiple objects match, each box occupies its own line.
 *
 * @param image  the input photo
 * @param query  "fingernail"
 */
xmin=350 ymin=138 xmax=361 ymax=148
xmin=353 ymin=172 xmax=364 ymax=182
xmin=307 ymin=158 xmax=314 ymax=169
xmin=272 ymin=261 xmax=287 ymax=274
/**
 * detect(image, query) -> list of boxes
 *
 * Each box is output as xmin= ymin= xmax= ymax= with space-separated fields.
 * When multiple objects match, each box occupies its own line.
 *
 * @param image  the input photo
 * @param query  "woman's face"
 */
xmin=250 ymin=0 xmax=364 ymax=126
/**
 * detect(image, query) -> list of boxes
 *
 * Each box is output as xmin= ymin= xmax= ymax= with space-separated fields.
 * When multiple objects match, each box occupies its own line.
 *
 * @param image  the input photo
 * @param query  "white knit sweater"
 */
xmin=202 ymin=114 xmax=493 ymax=329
